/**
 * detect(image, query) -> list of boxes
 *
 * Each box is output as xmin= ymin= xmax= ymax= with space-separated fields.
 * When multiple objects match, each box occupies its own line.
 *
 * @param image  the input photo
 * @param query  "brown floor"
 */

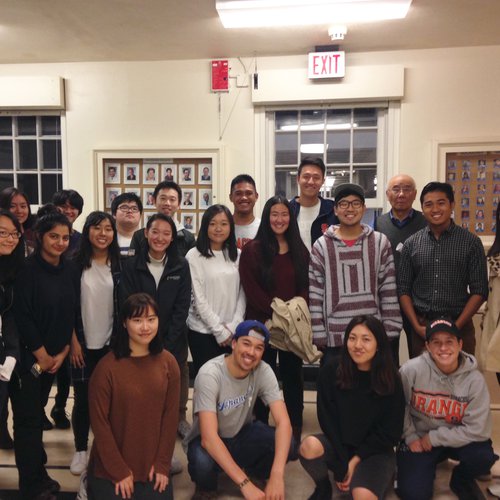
xmin=0 ymin=387 xmax=499 ymax=499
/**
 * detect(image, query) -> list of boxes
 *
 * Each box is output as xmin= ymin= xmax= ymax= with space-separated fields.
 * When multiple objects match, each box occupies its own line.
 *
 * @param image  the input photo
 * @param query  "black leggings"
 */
xmin=188 ymin=330 xmax=230 ymax=378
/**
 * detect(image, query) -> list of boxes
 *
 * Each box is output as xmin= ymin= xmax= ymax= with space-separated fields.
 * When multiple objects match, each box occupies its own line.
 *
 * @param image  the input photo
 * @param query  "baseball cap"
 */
xmin=333 ymin=183 xmax=365 ymax=203
xmin=233 ymin=320 xmax=270 ymax=344
xmin=425 ymin=318 xmax=461 ymax=342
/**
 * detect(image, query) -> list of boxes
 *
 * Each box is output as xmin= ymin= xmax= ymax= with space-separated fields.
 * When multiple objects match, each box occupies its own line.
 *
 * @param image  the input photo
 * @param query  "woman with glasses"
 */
xmin=0 ymin=187 xmax=37 ymax=255
xmin=69 ymin=211 xmax=121 ymax=476
xmin=0 ymin=211 xmax=25 ymax=450
xmin=239 ymin=195 xmax=309 ymax=441
xmin=10 ymin=207 xmax=79 ymax=500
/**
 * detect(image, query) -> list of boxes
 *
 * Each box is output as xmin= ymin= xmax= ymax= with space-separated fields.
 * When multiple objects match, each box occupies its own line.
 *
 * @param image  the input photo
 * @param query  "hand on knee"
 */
xmin=299 ymin=436 xmax=324 ymax=460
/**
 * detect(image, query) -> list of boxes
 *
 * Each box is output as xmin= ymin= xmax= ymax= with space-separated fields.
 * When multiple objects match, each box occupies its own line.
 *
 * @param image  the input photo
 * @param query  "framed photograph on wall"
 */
xmin=179 ymin=164 xmax=195 ymax=185
xmin=105 ymin=162 xmax=121 ymax=184
xmin=161 ymin=163 xmax=177 ymax=182
xmin=199 ymin=189 xmax=212 ymax=210
xmin=143 ymin=211 xmax=156 ymax=226
xmin=181 ymin=212 xmax=196 ymax=233
xmin=124 ymin=163 xmax=140 ymax=184
xmin=105 ymin=187 xmax=123 ymax=208
xmin=143 ymin=189 xmax=155 ymax=208
xmin=198 ymin=163 xmax=212 ymax=184
xmin=143 ymin=164 xmax=159 ymax=184
xmin=124 ymin=187 xmax=141 ymax=198
xmin=181 ymin=188 xmax=196 ymax=208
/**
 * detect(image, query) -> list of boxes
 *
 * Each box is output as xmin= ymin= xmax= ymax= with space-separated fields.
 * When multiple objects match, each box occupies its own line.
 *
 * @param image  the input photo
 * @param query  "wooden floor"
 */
xmin=1 ymin=387 xmax=500 ymax=499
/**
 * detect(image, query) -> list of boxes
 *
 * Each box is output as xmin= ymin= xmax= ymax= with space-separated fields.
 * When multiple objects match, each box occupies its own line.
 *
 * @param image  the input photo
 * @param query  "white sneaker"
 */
xmin=70 ymin=450 xmax=88 ymax=476
xmin=171 ymin=455 xmax=183 ymax=475
xmin=177 ymin=419 xmax=192 ymax=439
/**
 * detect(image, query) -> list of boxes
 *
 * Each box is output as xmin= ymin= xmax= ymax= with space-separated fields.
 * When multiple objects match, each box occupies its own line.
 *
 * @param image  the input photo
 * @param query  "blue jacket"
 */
xmin=289 ymin=196 xmax=337 ymax=247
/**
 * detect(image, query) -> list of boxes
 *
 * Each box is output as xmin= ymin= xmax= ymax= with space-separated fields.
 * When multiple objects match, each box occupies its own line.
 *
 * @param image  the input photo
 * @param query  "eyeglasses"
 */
xmin=0 ymin=230 xmax=21 ymax=239
xmin=390 ymin=186 xmax=414 ymax=195
xmin=118 ymin=205 xmax=140 ymax=213
xmin=337 ymin=200 xmax=363 ymax=209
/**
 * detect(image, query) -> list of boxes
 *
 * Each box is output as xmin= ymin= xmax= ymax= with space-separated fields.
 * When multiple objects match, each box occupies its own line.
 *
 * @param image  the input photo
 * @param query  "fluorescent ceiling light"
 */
xmin=280 ymin=123 xmax=358 ymax=131
xmin=216 ymin=0 xmax=412 ymax=28
xmin=300 ymin=143 xmax=326 ymax=154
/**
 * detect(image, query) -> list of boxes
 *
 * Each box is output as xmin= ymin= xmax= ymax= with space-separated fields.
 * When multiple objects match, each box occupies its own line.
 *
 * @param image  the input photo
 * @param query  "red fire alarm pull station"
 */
xmin=211 ymin=59 xmax=229 ymax=92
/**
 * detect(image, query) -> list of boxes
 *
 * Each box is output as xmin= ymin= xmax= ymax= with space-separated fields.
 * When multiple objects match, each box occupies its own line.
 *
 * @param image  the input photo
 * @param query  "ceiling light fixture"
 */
xmin=216 ymin=0 xmax=412 ymax=28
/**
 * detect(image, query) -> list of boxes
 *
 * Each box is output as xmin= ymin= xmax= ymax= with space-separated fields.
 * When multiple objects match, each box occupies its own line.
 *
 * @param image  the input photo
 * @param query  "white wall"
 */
xmin=1 ymin=44 xmax=499 ymax=221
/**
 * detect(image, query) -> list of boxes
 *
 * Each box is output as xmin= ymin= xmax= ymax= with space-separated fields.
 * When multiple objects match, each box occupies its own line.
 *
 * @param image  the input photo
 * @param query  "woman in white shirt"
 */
xmin=69 ymin=211 xmax=121 ymax=476
xmin=186 ymin=205 xmax=245 ymax=376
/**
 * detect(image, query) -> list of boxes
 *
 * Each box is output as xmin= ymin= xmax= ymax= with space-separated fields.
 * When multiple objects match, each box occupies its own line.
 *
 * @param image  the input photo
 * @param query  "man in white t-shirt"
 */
xmin=229 ymin=174 xmax=261 ymax=249
xmin=289 ymin=157 xmax=337 ymax=251
xmin=111 ymin=193 xmax=143 ymax=256
xmin=186 ymin=320 xmax=296 ymax=500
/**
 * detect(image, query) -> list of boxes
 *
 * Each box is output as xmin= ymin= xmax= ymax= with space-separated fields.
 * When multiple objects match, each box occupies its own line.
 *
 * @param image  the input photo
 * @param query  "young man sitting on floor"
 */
xmin=397 ymin=318 xmax=498 ymax=500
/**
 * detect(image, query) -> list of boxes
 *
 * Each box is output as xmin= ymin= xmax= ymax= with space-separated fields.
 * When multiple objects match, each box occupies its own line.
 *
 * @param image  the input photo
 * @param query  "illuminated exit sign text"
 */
xmin=308 ymin=51 xmax=345 ymax=79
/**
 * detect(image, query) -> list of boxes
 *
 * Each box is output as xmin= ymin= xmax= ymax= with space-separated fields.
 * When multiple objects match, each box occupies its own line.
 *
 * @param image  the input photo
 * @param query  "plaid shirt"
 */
xmin=397 ymin=221 xmax=488 ymax=318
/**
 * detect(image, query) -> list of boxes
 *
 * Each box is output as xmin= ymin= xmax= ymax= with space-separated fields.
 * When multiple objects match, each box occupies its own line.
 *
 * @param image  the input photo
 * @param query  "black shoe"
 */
xmin=41 ymin=476 xmax=61 ymax=493
xmin=32 ymin=490 xmax=57 ymax=500
xmin=450 ymin=468 xmax=486 ymax=500
xmin=308 ymin=479 xmax=332 ymax=500
xmin=42 ymin=413 xmax=53 ymax=431
xmin=50 ymin=406 xmax=70 ymax=429
xmin=0 ymin=427 xmax=13 ymax=449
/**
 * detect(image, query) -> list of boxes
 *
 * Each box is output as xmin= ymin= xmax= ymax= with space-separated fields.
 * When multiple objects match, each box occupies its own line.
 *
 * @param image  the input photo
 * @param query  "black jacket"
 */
xmin=0 ymin=284 xmax=19 ymax=365
xmin=120 ymin=248 xmax=191 ymax=362
xmin=130 ymin=226 xmax=195 ymax=258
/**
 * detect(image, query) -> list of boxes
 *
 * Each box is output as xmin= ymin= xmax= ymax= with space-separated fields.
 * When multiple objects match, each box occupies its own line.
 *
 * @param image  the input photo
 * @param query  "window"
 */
xmin=0 ymin=115 xmax=63 ymax=204
xmin=274 ymin=107 xmax=382 ymax=201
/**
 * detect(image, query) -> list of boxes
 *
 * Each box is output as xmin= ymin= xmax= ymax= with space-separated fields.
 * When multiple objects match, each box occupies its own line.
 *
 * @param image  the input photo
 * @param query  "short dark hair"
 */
xmin=196 ymin=204 xmax=237 ymax=261
xmin=298 ymin=157 xmax=326 ymax=177
xmin=52 ymin=189 xmax=84 ymax=215
xmin=153 ymin=181 xmax=182 ymax=203
xmin=420 ymin=182 xmax=454 ymax=204
xmin=113 ymin=293 xmax=163 ymax=359
xmin=111 ymin=192 xmax=143 ymax=215
xmin=230 ymin=174 xmax=257 ymax=192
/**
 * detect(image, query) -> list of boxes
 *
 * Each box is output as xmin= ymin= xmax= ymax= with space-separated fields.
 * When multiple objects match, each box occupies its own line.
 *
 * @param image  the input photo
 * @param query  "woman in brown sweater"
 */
xmin=88 ymin=293 xmax=180 ymax=500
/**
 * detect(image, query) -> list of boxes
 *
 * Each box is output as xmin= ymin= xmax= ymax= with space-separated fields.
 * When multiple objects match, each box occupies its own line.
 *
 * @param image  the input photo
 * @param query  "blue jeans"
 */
xmin=187 ymin=421 xmax=298 ymax=491
xmin=397 ymin=440 xmax=498 ymax=500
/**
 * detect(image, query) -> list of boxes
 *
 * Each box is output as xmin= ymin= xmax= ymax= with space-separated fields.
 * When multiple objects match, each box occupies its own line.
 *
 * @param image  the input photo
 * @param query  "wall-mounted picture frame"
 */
xmin=105 ymin=162 xmax=121 ymax=184
xmin=143 ymin=210 xmax=156 ymax=226
xmin=143 ymin=164 xmax=159 ymax=184
xmin=181 ymin=212 xmax=196 ymax=233
xmin=161 ymin=163 xmax=177 ymax=182
xmin=198 ymin=163 xmax=212 ymax=184
xmin=124 ymin=187 xmax=141 ymax=198
xmin=199 ymin=189 xmax=212 ymax=209
xmin=143 ymin=189 xmax=155 ymax=208
xmin=105 ymin=187 xmax=123 ymax=208
xmin=181 ymin=188 xmax=196 ymax=208
xmin=124 ymin=163 xmax=140 ymax=184
xmin=179 ymin=164 xmax=195 ymax=185
xmin=436 ymin=139 xmax=500 ymax=244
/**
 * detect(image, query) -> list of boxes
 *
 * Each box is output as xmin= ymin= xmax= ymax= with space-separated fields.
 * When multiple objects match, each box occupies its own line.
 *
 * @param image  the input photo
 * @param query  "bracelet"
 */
xmin=238 ymin=477 xmax=250 ymax=489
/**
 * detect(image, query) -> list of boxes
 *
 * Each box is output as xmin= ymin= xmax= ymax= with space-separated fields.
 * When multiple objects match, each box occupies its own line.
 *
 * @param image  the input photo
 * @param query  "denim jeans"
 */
xmin=187 ymin=420 xmax=298 ymax=491
xmin=397 ymin=440 xmax=498 ymax=500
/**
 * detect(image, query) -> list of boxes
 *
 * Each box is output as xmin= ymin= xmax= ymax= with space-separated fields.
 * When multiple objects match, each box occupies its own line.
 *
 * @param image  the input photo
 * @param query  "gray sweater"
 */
xmin=400 ymin=351 xmax=492 ymax=448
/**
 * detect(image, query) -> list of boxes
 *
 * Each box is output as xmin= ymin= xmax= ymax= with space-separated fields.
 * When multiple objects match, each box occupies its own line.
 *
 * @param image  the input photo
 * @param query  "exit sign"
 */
xmin=308 ymin=51 xmax=345 ymax=79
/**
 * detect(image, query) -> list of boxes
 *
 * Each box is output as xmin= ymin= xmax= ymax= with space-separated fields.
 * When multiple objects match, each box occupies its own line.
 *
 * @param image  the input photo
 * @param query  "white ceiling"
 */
xmin=0 ymin=0 xmax=498 ymax=64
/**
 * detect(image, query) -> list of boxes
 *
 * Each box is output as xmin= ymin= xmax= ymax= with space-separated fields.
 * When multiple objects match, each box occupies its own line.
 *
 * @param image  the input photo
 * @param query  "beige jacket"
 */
xmin=265 ymin=296 xmax=322 ymax=363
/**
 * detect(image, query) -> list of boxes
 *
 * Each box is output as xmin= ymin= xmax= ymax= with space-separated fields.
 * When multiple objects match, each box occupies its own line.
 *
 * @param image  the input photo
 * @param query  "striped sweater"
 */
xmin=309 ymin=224 xmax=402 ymax=347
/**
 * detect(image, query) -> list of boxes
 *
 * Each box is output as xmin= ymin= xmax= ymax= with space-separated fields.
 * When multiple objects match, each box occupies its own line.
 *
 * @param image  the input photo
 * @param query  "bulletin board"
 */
xmin=436 ymin=140 xmax=500 ymax=245
xmin=94 ymin=149 xmax=222 ymax=235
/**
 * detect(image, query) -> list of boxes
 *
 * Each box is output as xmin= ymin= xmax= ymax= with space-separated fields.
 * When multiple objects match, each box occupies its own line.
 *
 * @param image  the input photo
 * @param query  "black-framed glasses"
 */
xmin=337 ymin=200 xmax=363 ymax=209
xmin=118 ymin=205 xmax=140 ymax=213
xmin=0 ymin=230 xmax=21 ymax=239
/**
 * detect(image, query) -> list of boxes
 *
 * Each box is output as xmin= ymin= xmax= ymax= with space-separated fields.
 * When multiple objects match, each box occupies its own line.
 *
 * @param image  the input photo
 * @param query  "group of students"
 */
xmin=0 ymin=155 xmax=498 ymax=500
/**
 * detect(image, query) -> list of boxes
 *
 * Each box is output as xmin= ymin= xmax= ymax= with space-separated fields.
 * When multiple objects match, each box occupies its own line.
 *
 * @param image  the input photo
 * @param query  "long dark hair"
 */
xmin=0 ymin=210 xmax=25 ymax=285
xmin=337 ymin=315 xmax=399 ymax=396
xmin=196 ymin=204 xmax=237 ymax=261
xmin=0 ymin=187 xmax=36 ymax=230
xmin=254 ymin=195 xmax=308 ymax=290
xmin=33 ymin=206 xmax=72 ymax=255
xmin=74 ymin=211 xmax=121 ymax=270
xmin=488 ymin=203 xmax=500 ymax=257
xmin=144 ymin=213 xmax=178 ymax=261
xmin=112 ymin=293 xmax=163 ymax=359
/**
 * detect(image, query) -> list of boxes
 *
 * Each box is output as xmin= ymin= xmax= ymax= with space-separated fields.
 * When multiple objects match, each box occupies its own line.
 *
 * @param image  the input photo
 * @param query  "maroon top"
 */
xmin=239 ymin=240 xmax=309 ymax=323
